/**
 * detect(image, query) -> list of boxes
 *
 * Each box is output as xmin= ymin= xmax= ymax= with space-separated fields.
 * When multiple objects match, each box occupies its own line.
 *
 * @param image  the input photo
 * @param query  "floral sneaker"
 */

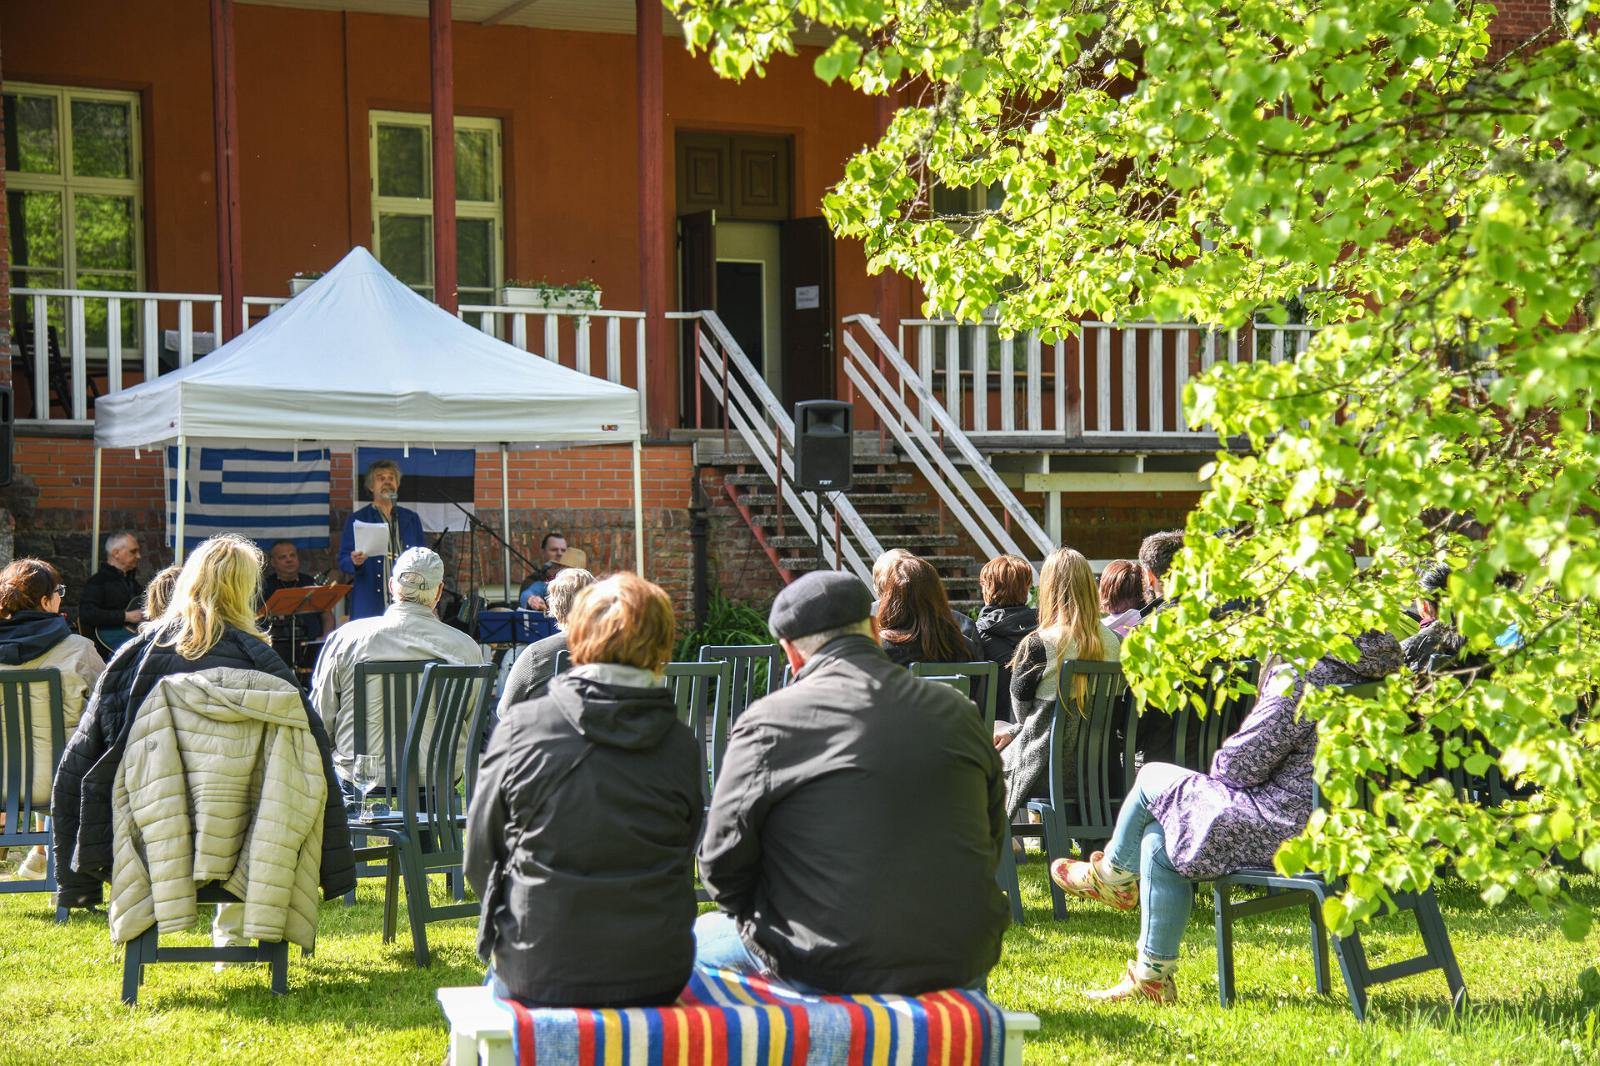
xmin=1049 ymin=851 xmax=1137 ymax=911
xmin=1084 ymin=961 xmax=1178 ymax=1005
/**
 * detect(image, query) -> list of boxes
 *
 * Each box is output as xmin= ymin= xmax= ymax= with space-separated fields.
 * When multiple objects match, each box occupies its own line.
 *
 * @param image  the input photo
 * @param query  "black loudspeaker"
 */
xmin=794 ymin=400 xmax=853 ymax=492
xmin=0 ymin=385 xmax=12 ymax=487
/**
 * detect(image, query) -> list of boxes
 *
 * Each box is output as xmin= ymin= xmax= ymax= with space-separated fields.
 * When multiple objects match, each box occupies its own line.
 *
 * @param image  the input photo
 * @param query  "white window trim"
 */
xmin=5 ymin=81 xmax=144 ymax=292
xmin=368 ymin=109 xmax=503 ymax=301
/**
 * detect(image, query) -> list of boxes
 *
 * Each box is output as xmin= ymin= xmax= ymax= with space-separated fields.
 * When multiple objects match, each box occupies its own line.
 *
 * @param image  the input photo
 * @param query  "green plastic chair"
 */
xmin=1171 ymin=660 xmax=1258 ymax=773
xmin=697 ymin=643 xmax=786 ymax=721
xmin=911 ymin=661 xmax=1024 ymax=925
xmin=362 ymin=662 xmax=496 ymax=967
xmin=344 ymin=660 xmax=431 ymax=904
xmin=120 ymin=884 xmax=289 ymax=1005
xmin=0 ymin=668 xmax=68 ymax=923
xmin=1025 ymin=660 xmax=1135 ymax=920
xmin=663 ymin=660 xmax=735 ymax=804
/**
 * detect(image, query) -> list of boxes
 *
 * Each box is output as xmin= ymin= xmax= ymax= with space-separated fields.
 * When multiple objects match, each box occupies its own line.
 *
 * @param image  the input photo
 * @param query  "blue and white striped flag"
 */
xmin=166 ymin=446 xmax=332 ymax=551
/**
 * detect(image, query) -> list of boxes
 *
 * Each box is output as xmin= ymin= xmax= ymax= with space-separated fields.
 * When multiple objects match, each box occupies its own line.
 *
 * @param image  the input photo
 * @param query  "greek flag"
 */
xmin=166 ymin=446 xmax=332 ymax=551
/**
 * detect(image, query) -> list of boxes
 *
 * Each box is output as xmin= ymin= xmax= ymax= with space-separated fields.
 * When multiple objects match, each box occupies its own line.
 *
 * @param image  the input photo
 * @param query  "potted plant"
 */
xmin=289 ymin=270 xmax=325 ymax=296
xmin=498 ymin=277 xmax=602 ymax=311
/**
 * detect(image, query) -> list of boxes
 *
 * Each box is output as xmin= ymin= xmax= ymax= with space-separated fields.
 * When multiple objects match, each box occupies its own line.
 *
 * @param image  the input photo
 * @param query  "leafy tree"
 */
xmin=672 ymin=0 xmax=1600 ymax=937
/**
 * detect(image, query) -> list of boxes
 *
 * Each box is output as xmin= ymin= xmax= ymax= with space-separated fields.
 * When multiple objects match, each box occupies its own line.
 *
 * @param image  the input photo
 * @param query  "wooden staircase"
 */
xmin=699 ymin=433 xmax=982 ymax=610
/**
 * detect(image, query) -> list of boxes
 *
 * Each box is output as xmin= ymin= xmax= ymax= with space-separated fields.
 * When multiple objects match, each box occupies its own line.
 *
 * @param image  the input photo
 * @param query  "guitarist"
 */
xmin=79 ymin=531 xmax=146 ymax=655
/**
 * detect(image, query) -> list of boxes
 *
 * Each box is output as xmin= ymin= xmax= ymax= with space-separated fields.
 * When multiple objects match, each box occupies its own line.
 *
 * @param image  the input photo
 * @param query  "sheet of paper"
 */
xmin=353 ymin=520 xmax=390 ymax=558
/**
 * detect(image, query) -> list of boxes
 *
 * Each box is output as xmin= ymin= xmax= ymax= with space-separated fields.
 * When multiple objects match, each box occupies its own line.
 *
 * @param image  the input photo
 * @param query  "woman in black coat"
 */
xmin=466 ymin=572 xmax=703 ymax=1007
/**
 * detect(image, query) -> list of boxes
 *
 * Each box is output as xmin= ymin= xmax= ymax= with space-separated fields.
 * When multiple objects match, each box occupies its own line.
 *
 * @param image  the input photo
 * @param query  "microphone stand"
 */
xmin=445 ymin=497 xmax=541 ymax=602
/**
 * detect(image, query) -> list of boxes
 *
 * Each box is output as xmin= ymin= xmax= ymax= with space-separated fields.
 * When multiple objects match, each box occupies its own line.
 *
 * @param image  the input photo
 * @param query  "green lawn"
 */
xmin=0 ymin=863 xmax=1595 ymax=1065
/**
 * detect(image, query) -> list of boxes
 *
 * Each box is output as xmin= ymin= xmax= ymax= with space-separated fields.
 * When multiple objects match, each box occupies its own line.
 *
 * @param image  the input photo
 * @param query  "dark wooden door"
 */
xmin=678 ymin=210 xmax=717 ymax=426
xmin=779 ymin=216 xmax=835 ymax=407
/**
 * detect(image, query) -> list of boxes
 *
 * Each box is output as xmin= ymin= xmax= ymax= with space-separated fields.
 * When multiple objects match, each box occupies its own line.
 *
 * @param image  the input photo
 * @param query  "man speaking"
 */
xmin=339 ymin=459 xmax=426 ymax=621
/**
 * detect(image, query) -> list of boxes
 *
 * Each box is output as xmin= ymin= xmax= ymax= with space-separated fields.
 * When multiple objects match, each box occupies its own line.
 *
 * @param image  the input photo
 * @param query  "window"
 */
xmin=369 ymin=111 xmax=502 ymax=312
xmin=4 ymin=83 xmax=143 ymax=348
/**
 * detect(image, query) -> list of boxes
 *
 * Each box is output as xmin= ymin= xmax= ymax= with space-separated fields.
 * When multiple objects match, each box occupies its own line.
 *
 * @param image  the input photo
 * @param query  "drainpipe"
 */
xmin=689 ymin=462 xmax=711 ymax=633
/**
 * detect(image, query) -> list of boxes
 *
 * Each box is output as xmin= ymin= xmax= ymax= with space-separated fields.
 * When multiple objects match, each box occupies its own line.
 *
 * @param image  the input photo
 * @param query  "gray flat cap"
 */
xmin=392 ymin=546 xmax=444 ymax=592
xmin=768 ymin=570 xmax=873 ymax=641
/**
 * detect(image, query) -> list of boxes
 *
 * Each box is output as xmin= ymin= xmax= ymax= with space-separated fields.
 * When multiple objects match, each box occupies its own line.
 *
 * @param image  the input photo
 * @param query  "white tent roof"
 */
xmin=93 ymin=246 xmax=642 ymax=449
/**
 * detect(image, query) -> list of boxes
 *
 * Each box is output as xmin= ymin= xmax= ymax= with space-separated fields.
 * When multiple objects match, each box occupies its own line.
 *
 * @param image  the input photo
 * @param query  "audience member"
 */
xmin=697 ymin=570 xmax=1008 ymax=994
xmin=997 ymin=547 xmax=1121 ymax=819
xmin=1052 ymin=632 xmax=1400 ymax=1003
xmin=338 ymin=459 xmax=426 ymax=621
xmin=974 ymin=554 xmax=1037 ymax=718
xmin=262 ymin=540 xmax=336 ymax=670
xmin=519 ymin=532 xmax=569 ymax=611
xmin=872 ymin=548 xmax=980 ymax=643
xmin=0 ymin=559 xmax=105 ymax=882
xmin=466 ymin=573 xmax=702 ymax=1007
xmin=875 ymin=552 xmax=984 ymax=668
xmin=139 ymin=565 xmax=182 ymax=627
xmin=311 ymin=546 xmax=484 ymax=791
xmin=1402 ymin=563 xmax=1466 ymax=672
xmin=51 ymin=534 xmax=354 ymax=928
xmin=1137 ymin=530 xmax=1184 ymax=614
xmin=1099 ymin=560 xmax=1150 ymax=637
xmin=498 ymin=567 xmax=596 ymax=713
xmin=79 ymin=532 xmax=146 ymax=654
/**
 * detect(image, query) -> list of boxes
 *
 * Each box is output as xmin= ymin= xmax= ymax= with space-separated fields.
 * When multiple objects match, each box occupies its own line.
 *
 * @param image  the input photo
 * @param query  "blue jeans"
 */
xmin=1105 ymin=761 xmax=1197 ymax=963
xmin=693 ymin=912 xmax=770 ymax=975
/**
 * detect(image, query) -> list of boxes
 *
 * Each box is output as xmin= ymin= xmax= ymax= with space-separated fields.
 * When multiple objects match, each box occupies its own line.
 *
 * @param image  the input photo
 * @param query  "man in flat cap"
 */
xmin=695 ymin=570 xmax=1009 ymax=994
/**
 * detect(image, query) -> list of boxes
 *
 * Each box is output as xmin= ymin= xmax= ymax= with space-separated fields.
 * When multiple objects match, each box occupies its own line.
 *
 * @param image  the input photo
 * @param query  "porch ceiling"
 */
xmin=237 ymin=0 xmax=675 ymax=36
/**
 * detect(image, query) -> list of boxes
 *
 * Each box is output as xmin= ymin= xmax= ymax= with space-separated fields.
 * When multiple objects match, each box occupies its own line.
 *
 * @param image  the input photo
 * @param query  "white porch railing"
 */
xmin=672 ymin=309 xmax=881 ymax=584
xmin=9 ymin=288 xmax=647 ymax=427
xmin=894 ymin=317 xmax=1307 ymax=439
xmin=845 ymin=315 xmax=1053 ymax=561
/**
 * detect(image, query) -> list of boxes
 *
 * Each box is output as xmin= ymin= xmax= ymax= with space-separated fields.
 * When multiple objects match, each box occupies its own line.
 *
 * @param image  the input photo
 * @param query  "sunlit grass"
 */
xmin=0 ymin=861 xmax=1594 ymax=1064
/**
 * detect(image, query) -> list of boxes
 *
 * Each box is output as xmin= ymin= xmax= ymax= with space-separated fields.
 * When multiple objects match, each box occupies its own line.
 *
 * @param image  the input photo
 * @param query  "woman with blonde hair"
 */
xmin=994 ymin=547 xmax=1121 ymax=819
xmin=50 ymin=534 xmax=355 ymax=929
xmin=467 ymin=572 xmax=703 ymax=1007
xmin=0 ymin=559 xmax=104 ymax=882
xmin=137 ymin=564 xmax=182 ymax=630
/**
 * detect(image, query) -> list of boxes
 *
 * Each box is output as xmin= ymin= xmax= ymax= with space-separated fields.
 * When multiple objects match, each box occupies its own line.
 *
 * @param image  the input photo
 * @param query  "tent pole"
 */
xmin=632 ymin=439 xmax=645 ymax=576
xmin=499 ymin=444 xmax=512 ymax=600
xmin=175 ymin=435 xmax=189 ymax=564
xmin=91 ymin=448 xmax=103 ymax=572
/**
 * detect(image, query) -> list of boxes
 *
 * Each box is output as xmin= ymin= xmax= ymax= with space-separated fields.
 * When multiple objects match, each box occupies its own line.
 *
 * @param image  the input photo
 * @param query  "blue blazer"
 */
xmin=338 ymin=504 xmax=427 ymax=620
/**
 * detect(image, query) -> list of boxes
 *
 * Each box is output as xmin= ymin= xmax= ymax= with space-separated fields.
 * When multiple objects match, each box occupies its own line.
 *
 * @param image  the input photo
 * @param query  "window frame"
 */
xmin=4 ymin=81 xmax=145 ymax=294
xmin=368 ymin=109 xmax=503 ymax=305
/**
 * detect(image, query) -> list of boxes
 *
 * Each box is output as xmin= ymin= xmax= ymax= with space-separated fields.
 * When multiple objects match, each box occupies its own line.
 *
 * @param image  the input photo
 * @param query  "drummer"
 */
xmin=262 ymin=539 xmax=336 ymax=669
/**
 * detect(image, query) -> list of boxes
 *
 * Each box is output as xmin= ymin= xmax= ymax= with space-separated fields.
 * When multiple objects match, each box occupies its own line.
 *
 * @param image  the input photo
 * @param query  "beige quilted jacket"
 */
xmin=109 ymin=667 xmax=327 ymax=949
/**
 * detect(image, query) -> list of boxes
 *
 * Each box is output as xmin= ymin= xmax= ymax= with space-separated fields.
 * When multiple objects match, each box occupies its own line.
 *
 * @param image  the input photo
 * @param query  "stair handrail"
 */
xmin=668 ymin=311 xmax=881 ymax=583
xmin=843 ymin=315 xmax=1054 ymax=560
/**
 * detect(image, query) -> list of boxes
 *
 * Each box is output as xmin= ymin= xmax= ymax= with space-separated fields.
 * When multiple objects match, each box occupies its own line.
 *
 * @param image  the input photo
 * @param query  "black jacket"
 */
xmin=700 ymin=634 xmax=1008 ymax=994
xmin=466 ymin=672 xmax=703 ymax=1007
xmin=975 ymin=604 xmax=1038 ymax=721
xmin=50 ymin=625 xmax=357 ymax=909
xmin=78 ymin=566 xmax=145 ymax=632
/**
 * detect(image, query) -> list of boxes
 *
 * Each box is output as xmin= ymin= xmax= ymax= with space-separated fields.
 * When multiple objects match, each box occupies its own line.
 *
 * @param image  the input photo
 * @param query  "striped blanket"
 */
xmin=496 ymin=967 xmax=1006 ymax=1066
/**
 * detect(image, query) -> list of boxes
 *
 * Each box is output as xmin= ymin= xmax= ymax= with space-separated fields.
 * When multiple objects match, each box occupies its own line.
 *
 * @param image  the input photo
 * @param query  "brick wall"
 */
xmin=0 ymin=434 xmax=791 ymax=625
xmin=1489 ymin=0 xmax=1557 ymax=56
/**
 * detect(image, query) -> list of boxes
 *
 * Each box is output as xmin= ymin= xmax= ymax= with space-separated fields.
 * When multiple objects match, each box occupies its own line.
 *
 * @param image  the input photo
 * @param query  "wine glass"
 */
xmin=351 ymin=754 xmax=382 ymax=818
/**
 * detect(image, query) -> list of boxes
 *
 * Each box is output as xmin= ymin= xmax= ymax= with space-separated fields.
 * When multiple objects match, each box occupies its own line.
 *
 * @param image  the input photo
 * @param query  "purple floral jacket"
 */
xmin=1148 ymin=633 xmax=1401 ymax=880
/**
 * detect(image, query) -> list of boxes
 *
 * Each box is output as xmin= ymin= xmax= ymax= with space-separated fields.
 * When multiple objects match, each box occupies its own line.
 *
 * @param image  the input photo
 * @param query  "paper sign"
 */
xmin=353 ymin=520 xmax=390 ymax=558
xmin=794 ymin=285 xmax=820 ymax=310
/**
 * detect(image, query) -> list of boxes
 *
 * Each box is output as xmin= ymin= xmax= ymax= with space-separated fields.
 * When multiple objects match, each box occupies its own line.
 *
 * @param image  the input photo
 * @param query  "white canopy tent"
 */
xmin=91 ymin=246 xmax=646 ymax=588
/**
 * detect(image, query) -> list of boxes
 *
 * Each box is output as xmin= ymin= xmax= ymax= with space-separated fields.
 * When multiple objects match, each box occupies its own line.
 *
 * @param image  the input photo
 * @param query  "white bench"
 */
xmin=437 ymin=986 xmax=1041 ymax=1066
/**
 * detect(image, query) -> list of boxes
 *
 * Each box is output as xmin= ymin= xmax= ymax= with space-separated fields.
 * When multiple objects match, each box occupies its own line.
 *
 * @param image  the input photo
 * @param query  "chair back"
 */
xmin=0 ymin=669 xmax=65 ymax=830
xmin=397 ymin=663 xmax=497 ymax=862
xmin=663 ymin=660 xmax=734 ymax=802
xmin=1171 ymin=659 xmax=1258 ymax=773
xmin=552 ymin=648 xmax=571 ymax=676
xmin=351 ymin=660 xmax=430 ymax=789
xmin=911 ymin=660 xmax=1000 ymax=728
xmin=1046 ymin=660 xmax=1134 ymax=838
xmin=697 ymin=643 xmax=785 ymax=721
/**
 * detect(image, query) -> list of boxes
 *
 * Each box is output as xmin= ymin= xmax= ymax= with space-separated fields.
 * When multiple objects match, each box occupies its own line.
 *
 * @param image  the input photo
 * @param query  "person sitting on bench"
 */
xmin=696 ymin=570 xmax=1009 ymax=995
xmin=466 ymin=572 xmax=703 ymax=1008
xmin=1050 ymin=631 xmax=1400 ymax=1004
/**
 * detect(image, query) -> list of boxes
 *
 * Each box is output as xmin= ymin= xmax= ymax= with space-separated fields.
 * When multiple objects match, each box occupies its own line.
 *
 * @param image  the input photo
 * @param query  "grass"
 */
xmin=0 ymin=861 xmax=1595 ymax=1065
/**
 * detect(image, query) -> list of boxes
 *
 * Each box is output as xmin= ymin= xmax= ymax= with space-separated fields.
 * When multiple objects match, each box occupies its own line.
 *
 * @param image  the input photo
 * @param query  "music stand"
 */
xmin=263 ymin=584 xmax=351 ymax=670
